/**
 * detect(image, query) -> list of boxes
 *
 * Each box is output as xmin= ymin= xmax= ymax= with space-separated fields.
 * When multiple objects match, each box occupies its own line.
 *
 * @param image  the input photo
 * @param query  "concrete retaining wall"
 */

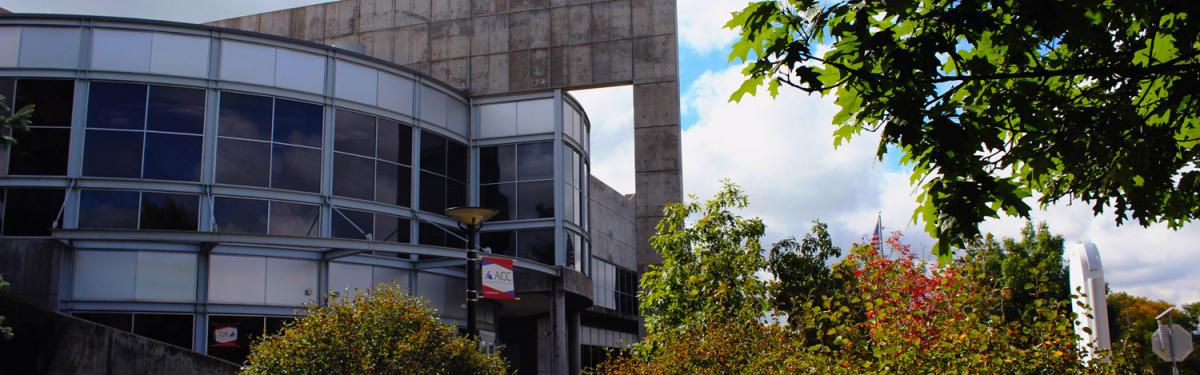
xmin=0 ymin=293 xmax=238 ymax=375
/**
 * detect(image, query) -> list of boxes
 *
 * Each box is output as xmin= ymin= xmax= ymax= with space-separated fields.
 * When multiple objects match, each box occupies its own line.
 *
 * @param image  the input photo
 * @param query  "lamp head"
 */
xmin=444 ymin=206 xmax=500 ymax=227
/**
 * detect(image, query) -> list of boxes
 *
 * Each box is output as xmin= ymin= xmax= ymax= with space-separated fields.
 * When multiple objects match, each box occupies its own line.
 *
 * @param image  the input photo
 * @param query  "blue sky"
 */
xmin=3 ymin=0 xmax=1196 ymax=306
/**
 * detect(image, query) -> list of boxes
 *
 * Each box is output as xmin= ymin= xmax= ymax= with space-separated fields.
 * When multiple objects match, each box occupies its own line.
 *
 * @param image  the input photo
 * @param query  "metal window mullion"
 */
xmin=552 ymin=90 xmax=565 ymax=267
xmin=138 ymin=85 xmax=150 ymax=180
xmin=267 ymin=98 xmax=276 ymax=188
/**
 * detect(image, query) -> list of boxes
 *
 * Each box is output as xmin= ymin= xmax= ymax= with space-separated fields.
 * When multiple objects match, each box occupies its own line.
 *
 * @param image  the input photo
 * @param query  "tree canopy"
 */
xmin=728 ymin=0 xmax=1200 ymax=257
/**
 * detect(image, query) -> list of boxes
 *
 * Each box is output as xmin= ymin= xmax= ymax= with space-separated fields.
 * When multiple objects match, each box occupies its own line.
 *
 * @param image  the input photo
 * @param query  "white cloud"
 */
xmin=671 ymin=64 xmax=1200 ymax=306
xmin=569 ymin=87 xmax=636 ymax=195
xmin=676 ymin=0 xmax=751 ymax=54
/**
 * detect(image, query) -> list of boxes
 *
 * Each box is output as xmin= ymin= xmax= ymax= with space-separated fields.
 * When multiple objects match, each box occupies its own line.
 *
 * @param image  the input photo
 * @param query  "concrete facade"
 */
xmin=209 ymin=0 xmax=681 ymax=272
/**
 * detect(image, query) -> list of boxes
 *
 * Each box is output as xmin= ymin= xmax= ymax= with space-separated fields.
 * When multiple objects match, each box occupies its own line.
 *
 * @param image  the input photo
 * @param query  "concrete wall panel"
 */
xmin=91 ymin=29 xmax=152 ymax=73
xmin=18 ymin=27 xmax=81 ymax=69
xmin=150 ymin=33 xmax=210 ymax=78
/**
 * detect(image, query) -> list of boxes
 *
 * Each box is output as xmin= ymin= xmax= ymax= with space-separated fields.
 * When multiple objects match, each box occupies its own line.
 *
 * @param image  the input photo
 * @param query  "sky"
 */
xmin=2 ymin=0 xmax=1195 ymax=305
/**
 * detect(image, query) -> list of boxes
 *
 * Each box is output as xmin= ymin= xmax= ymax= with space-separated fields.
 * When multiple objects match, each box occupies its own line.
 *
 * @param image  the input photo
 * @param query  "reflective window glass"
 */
xmin=2 ymin=188 xmax=65 ymax=236
xmin=140 ymin=192 xmax=199 ymax=230
xmin=479 ymin=183 xmax=514 ymax=221
xmin=208 ymin=315 xmax=265 ymax=365
xmin=82 ymin=130 xmax=143 ymax=178
xmin=143 ymin=133 xmax=202 ymax=181
xmin=16 ymin=79 xmax=74 ymax=126
xmin=332 ymin=208 xmax=373 ymax=240
xmin=218 ymin=92 xmax=272 ymax=140
xmin=274 ymin=99 xmax=322 ymax=147
xmin=334 ymin=109 xmax=375 ymax=157
xmin=518 ymin=228 xmax=555 ymax=264
xmin=447 ymin=180 xmax=467 ymax=209
xmin=0 ymin=78 xmax=13 ymax=115
xmin=481 ymin=230 xmax=515 ymax=256
xmin=8 ymin=128 xmax=70 ymax=175
xmin=375 ymin=162 xmax=410 ymax=207
xmin=420 ymin=172 xmax=446 ymax=214
xmin=374 ymin=214 xmax=410 ymax=243
xmin=517 ymin=142 xmax=553 ymax=180
xmin=213 ymin=196 xmax=268 ymax=233
xmin=377 ymin=121 xmax=411 ymax=164
xmin=78 ymin=190 xmax=139 ymax=229
xmin=147 ymin=85 xmax=205 ymax=134
xmin=133 ymin=314 xmax=194 ymax=349
xmin=418 ymin=222 xmax=444 ymax=247
xmin=479 ymin=145 xmax=515 ymax=183
xmin=447 ymin=140 xmax=468 ymax=182
xmin=216 ymin=138 xmax=270 ymax=187
xmin=271 ymin=144 xmax=321 ymax=193
xmin=517 ymin=181 xmax=554 ymax=219
xmin=420 ymin=131 xmax=446 ymax=174
xmin=333 ymin=153 xmax=375 ymax=200
xmin=269 ymin=201 xmax=320 ymax=237
xmin=86 ymin=82 xmax=146 ymax=130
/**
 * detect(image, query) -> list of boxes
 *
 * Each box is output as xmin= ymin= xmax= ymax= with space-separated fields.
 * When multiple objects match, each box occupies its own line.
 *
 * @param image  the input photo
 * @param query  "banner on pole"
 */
xmin=481 ymin=256 xmax=516 ymax=300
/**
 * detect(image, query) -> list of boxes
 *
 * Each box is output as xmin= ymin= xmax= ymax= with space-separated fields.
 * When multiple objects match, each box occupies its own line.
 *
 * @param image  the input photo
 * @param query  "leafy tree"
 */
xmin=1107 ymin=292 xmax=1199 ymax=374
xmin=242 ymin=283 xmax=506 ymax=374
xmin=767 ymin=220 xmax=857 ymax=337
xmin=639 ymin=180 xmax=769 ymax=338
xmin=1 ymin=93 xmax=34 ymax=146
xmin=966 ymin=221 xmax=1070 ymax=322
xmin=728 ymin=0 xmax=1200 ymax=257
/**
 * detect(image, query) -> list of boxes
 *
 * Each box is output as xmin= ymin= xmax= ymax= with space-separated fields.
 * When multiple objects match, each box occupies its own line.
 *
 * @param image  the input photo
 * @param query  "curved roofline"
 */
xmin=0 ymin=13 xmax=468 ymax=100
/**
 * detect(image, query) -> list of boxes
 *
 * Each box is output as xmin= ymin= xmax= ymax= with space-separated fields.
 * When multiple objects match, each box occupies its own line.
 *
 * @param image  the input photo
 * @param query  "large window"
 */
xmin=419 ymin=130 xmax=467 ymax=214
xmin=74 ymin=312 xmax=194 ymax=349
xmin=4 ymin=79 xmax=73 ymax=176
xmin=333 ymin=109 xmax=413 ymax=207
xmin=216 ymin=92 xmax=323 ymax=193
xmin=564 ymin=146 xmax=586 ymax=226
xmin=417 ymin=222 xmax=466 ymax=249
xmin=0 ymin=188 xmax=65 ymax=236
xmin=82 ymin=82 xmax=205 ymax=181
xmin=592 ymin=259 xmax=638 ymax=315
xmin=211 ymin=196 xmax=320 ymax=237
xmin=332 ymin=206 xmax=411 ymax=243
xmin=479 ymin=142 xmax=554 ymax=221
xmin=77 ymin=190 xmax=199 ymax=231
xmin=479 ymin=228 xmax=555 ymax=265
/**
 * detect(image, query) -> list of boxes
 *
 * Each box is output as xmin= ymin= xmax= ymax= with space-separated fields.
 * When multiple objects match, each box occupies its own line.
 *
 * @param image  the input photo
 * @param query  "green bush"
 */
xmin=241 ymin=283 xmax=506 ymax=374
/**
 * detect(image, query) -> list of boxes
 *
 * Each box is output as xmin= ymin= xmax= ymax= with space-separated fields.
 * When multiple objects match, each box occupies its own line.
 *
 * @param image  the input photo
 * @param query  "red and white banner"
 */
xmin=212 ymin=324 xmax=238 ymax=348
xmin=481 ymin=256 xmax=516 ymax=300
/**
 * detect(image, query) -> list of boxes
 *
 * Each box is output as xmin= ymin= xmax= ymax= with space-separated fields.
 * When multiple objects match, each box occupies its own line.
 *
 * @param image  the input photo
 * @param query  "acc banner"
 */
xmin=481 ymin=256 xmax=516 ymax=300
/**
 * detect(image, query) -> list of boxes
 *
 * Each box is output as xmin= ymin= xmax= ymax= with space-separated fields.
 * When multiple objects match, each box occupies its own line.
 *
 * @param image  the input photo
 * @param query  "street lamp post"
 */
xmin=445 ymin=206 xmax=499 ymax=338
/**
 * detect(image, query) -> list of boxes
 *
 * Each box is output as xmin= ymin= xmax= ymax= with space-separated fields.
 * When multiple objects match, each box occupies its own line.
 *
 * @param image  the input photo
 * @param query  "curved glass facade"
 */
xmin=1 ymin=18 xmax=589 ymax=363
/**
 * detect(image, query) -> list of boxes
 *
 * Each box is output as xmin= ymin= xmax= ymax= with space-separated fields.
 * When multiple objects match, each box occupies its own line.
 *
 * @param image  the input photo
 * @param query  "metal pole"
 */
xmin=466 ymin=223 xmax=478 ymax=338
xmin=1169 ymin=313 xmax=1179 ymax=375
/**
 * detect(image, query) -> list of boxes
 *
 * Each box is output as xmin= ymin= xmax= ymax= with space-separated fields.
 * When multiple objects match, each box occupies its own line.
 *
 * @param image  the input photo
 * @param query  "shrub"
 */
xmin=241 ymin=283 xmax=506 ymax=374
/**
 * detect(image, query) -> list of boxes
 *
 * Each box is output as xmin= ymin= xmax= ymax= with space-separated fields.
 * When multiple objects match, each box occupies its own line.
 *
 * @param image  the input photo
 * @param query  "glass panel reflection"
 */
xmin=218 ymin=92 xmax=272 ymax=140
xmin=481 ymin=230 xmax=515 ymax=256
xmin=517 ymin=142 xmax=553 ymax=180
xmin=269 ymin=201 xmax=320 ymax=237
xmin=8 ymin=128 xmax=70 ymax=175
xmin=375 ymin=162 xmax=410 ymax=207
xmin=420 ymin=172 xmax=446 ymax=214
xmin=216 ymin=138 xmax=270 ymax=187
xmin=420 ymin=131 xmax=446 ymax=174
xmin=147 ymin=85 xmax=205 ymax=134
xmin=78 ymin=190 xmax=139 ymax=229
xmin=87 ymin=82 xmax=146 ymax=130
xmin=447 ymin=140 xmax=468 ymax=182
xmin=479 ymin=183 xmax=514 ymax=221
xmin=334 ymin=109 xmax=375 ymax=157
xmin=83 ymin=130 xmax=143 ymax=178
xmin=271 ymin=144 xmax=321 ymax=193
xmin=374 ymin=214 xmax=410 ymax=243
xmin=140 ymin=192 xmax=199 ymax=230
xmin=479 ymin=145 xmax=515 ymax=183
xmin=332 ymin=208 xmax=373 ymax=240
xmin=517 ymin=181 xmax=554 ymax=219
xmin=143 ymin=133 xmax=202 ymax=181
xmin=518 ymin=228 xmax=555 ymax=264
xmin=274 ymin=99 xmax=322 ymax=147
xmin=213 ymin=196 xmax=268 ymax=234
xmin=377 ymin=121 xmax=411 ymax=164
xmin=333 ymin=153 xmax=375 ymax=200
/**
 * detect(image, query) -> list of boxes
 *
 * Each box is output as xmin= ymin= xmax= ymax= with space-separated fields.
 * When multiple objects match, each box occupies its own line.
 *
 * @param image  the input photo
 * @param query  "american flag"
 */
xmin=869 ymin=214 xmax=883 ymax=250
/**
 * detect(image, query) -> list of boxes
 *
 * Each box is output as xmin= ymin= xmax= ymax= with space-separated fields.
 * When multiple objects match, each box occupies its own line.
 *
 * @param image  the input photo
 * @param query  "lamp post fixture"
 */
xmin=444 ymin=206 xmax=499 ymax=338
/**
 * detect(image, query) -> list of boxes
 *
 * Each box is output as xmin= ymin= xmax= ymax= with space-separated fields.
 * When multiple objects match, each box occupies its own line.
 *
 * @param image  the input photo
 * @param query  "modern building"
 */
xmin=0 ymin=1 xmax=681 ymax=374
